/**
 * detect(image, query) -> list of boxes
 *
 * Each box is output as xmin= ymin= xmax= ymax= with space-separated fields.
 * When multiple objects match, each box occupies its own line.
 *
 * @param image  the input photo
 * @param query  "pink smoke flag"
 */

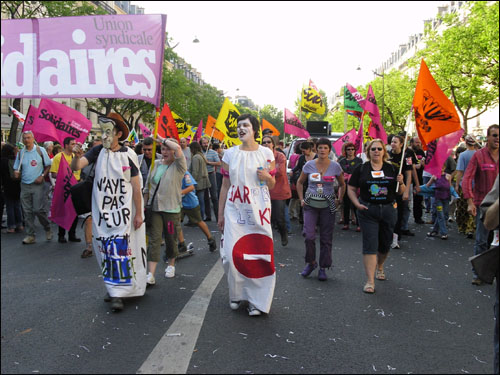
xmin=354 ymin=116 xmax=365 ymax=154
xmin=9 ymin=106 xmax=25 ymax=123
xmin=332 ymin=128 xmax=357 ymax=156
xmin=284 ymin=108 xmax=309 ymax=138
xmin=49 ymin=156 xmax=77 ymax=231
xmin=28 ymin=99 xmax=92 ymax=145
xmin=192 ymin=119 xmax=203 ymax=143
xmin=365 ymin=85 xmax=387 ymax=143
xmin=424 ymin=128 xmax=464 ymax=177
xmin=346 ymin=83 xmax=367 ymax=111
xmin=138 ymin=123 xmax=152 ymax=138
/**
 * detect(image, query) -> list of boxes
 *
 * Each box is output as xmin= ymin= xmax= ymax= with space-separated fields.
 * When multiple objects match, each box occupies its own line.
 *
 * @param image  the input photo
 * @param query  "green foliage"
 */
xmin=1 ymin=1 xmax=105 ymax=18
xmin=408 ymin=1 xmax=499 ymax=133
xmin=260 ymin=105 xmax=284 ymax=134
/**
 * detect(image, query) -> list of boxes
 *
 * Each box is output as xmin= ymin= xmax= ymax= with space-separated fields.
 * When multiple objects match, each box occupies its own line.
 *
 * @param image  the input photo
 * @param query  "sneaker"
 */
xmin=355 ymin=226 xmax=361 ymax=232
xmin=448 ymin=217 xmax=454 ymax=223
xmin=301 ymin=263 xmax=318 ymax=278
xmin=46 ymin=229 xmax=53 ymax=241
xmin=110 ymin=297 xmax=124 ymax=312
xmin=178 ymin=242 xmax=187 ymax=253
xmin=441 ymin=234 xmax=448 ymax=240
xmin=146 ymin=272 xmax=156 ymax=286
xmin=22 ymin=235 xmax=36 ymax=245
xmin=415 ymin=219 xmax=425 ymax=224
xmin=165 ymin=265 xmax=175 ymax=278
xmin=318 ymin=268 xmax=327 ymax=281
xmin=208 ymin=237 xmax=217 ymax=252
xmin=58 ymin=236 xmax=67 ymax=243
xmin=229 ymin=300 xmax=241 ymax=310
xmin=466 ymin=233 xmax=474 ymax=239
xmin=401 ymin=229 xmax=415 ymax=236
xmin=69 ymin=236 xmax=81 ymax=242
xmin=472 ymin=278 xmax=483 ymax=286
xmin=247 ymin=303 xmax=262 ymax=316
xmin=391 ymin=241 xmax=400 ymax=249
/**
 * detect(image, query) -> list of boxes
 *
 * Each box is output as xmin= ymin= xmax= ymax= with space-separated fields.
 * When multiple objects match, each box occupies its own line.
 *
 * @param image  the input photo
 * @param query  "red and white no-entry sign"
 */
xmin=232 ymin=233 xmax=275 ymax=279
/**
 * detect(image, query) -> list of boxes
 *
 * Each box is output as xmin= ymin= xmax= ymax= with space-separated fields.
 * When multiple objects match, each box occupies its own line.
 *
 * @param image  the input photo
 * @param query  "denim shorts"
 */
xmin=357 ymin=200 xmax=397 ymax=255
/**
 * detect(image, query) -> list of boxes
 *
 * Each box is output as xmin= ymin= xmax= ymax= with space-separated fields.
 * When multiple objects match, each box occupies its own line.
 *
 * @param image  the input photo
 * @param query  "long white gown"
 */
xmin=221 ymin=145 xmax=276 ymax=313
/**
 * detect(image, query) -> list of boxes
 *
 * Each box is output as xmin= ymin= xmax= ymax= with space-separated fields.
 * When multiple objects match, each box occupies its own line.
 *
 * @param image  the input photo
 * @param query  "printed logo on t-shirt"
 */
xmin=310 ymin=173 xmax=321 ymax=182
xmin=30 ymin=160 xmax=37 ymax=167
xmin=370 ymin=184 xmax=388 ymax=197
xmin=406 ymin=157 xmax=413 ymax=165
xmin=481 ymin=163 xmax=496 ymax=171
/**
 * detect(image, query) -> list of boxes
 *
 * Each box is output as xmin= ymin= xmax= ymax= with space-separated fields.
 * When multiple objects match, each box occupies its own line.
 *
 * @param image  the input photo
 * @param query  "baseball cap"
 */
xmin=464 ymin=134 xmax=477 ymax=146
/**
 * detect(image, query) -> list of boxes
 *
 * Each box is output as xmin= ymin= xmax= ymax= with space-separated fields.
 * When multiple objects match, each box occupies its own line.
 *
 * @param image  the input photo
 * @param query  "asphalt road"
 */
xmin=1 ymin=211 xmax=496 ymax=374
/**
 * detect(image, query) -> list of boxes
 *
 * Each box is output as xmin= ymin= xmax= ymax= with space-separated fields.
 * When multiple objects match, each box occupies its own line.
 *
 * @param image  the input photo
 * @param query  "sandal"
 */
xmin=81 ymin=249 xmax=93 ymax=258
xmin=375 ymin=268 xmax=386 ymax=281
xmin=427 ymin=231 xmax=438 ymax=237
xmin=363 ymin=282 xmax=375 ymax=294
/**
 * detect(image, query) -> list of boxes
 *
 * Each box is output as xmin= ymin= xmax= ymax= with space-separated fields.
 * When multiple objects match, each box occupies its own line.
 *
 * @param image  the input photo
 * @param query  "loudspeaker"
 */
xmin=306 ymin=121 xmax=330 ymax=135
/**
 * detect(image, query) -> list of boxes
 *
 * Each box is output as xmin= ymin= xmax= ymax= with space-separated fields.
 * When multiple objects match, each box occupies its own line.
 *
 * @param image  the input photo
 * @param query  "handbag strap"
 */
xmin=149 ymin=164 xmax=169 ymax=205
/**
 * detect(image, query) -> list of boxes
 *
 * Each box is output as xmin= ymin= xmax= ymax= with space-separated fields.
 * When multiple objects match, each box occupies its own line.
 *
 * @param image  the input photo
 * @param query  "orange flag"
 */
xmin=158 ymin=102 xmax=179 ymax=141
xmin=205 ymin=115 xmax=225 ymax=142
xmin=412 ymin=59 xmax=461 ymax=149
xmin=262 ymin=119 xmax=280 ymax=136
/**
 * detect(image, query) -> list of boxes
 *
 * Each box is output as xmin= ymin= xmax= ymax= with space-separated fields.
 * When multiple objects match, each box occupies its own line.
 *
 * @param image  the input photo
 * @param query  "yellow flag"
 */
xmin=172 ymin=111 xmax=194 ymax=139
xmin=215 ymin=98 xmax=241 ymax=147
xmin=301 ymin=85 xmax=325 ymax=115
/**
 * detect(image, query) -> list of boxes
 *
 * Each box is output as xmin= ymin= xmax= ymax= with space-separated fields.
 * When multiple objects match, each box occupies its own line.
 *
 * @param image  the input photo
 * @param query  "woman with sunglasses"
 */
xmin=347 ymin=139 xmax=405 ymax=294
xmin=338 ymin=142 xmax=363 ymax=231
xmin=296 ymin=138 xmax=345 ymax=281
xmin=262 ymin=135 xmax=291 ymax=246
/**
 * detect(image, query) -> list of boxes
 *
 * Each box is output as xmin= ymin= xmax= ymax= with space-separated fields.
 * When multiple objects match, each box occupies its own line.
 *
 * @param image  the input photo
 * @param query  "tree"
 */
xmin=409 ymin=1 xmax=499 ymax=133
xmin=260 ymin=105 xmax=284 ymax=134
xmin=2 ymin=1 xmax=105 ymax=145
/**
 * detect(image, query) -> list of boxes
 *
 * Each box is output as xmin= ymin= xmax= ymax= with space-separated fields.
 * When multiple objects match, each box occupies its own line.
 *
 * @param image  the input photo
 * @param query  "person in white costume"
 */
xmin=217 ymin=114 xmax=277 ymax=316
xmin=72 ymin=113 xmax=147 ymax=312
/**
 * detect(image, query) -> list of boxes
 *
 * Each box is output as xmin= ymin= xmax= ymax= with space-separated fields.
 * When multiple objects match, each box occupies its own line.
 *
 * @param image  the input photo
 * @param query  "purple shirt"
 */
xmin=434 ymin=174 xmax=451 ymax=201
xmin=302 ymin=159 xmax=342 ymax=196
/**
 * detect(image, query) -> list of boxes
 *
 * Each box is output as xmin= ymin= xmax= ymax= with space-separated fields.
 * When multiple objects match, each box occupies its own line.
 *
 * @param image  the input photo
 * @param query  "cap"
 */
xmin=464 ymin=134 xmax=477 ymax=146
xmin=105 ymin=113 xmax=129 ymax=141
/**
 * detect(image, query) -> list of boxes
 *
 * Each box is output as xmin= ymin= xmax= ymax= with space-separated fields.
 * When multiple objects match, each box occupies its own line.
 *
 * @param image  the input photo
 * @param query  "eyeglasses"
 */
xmin=490 ymin=133 xmax=499 ymax=138
xmin=262 ymin=141 xmax=272 ymax=144
xmin=370 ymin=147 xmax=383 ymax=151
xmin=346 ymin=148 xmax=355 ymax=151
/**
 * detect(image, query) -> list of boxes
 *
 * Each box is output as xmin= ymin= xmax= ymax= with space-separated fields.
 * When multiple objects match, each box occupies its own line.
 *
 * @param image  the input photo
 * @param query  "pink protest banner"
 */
xmin=332 ymin=128 xmax=357 ymax=156
xmin=354 ymin=117 xmax=365 ymax=155
xmin=365 ymin=86 xmax=387 ymax=143
xmin=192 ymin=119 xmax=203 ymax=143
xmin=29 ymin=99 xmax=92 ymax=144
xmin=284 ymin=108 xmax=309 ymax=138
xmin=1 ymin=14 xmax=167 ymax=106
xmin=138 ymin=123 xmax=152 ymax=138
xmin=22 ymin=105 xmax=52 ymax=143
xmin=50 ymin=156 xmax=77 ymax=231
xmin=424 ymin=128 xmax=464 ymax=177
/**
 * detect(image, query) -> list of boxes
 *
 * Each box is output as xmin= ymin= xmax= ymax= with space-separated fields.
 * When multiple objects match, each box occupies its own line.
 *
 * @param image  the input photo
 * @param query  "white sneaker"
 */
xmin=165 ymin=265 xmax=175 ymax=278
xmin=247 ymin=303 xmax=262 ymax=316
xmin=146 ymin=272 xmax=156 ymax=285
xmin=46 ymin=229 xmax=53 ymax=241
xmin=229 ymin=301 xmax=241 ymax=310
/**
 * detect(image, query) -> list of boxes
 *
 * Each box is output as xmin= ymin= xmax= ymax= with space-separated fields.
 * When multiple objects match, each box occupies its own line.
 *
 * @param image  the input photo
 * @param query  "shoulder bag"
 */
xmin=70 ymin=163 xmax=95 ymax=215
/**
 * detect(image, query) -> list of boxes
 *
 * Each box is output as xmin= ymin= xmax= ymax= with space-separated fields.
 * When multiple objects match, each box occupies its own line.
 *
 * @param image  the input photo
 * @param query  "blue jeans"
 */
xmin=432 ymin=199 xmax=449 ymax=235
xmin=423 ymin=176 xmax=432 ymax=210
xmin=196 ymin=189 xmax=207 ymax=221
xmin=401 ymin=198 xmax=410 ymax=230
xmin=471 ymin=208 xmax=491 ymax=278
xmin=284 ymin=204 xmax=291 ymax=232
xmin=5 ymin=198 xmax=23 ymax=229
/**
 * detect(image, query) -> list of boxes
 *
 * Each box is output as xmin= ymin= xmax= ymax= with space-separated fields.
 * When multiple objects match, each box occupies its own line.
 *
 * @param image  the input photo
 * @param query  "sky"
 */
xmin=140 ymin=1 xmax=443 ymax=112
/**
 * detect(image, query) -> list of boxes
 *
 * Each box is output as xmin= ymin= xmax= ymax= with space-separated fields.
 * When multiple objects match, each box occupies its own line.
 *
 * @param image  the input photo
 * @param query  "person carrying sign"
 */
xmin=218 ymin=114 xmax=276 ymax=317
xmin=71 ymin=113 xmax=146 ymax=312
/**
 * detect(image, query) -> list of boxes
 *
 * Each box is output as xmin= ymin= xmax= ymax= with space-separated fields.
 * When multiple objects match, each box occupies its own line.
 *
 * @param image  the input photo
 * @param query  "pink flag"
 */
xmin=22 ymin=105 xmax=53 ymax=143
xmin=332 ymin=128 xmax=357 ymax=156
xmin=365 ymin=86 xmax=387 ymax=143
xmin=284 ymin=108 xmax=309 ymax=138
xmin=192 ymin=119 xmax=203 ymax=143
xmin=354 ymin=117 xmax=365 ymax=155
xmin=424 ymin=128 xmax=464 ymax=177
xmin=29 ymin=99 xmax=92 ymax=145
xmin=346 ymin=83 xmax=367 ymax=111
xmin=138 ymin=123 xmax=152 ymax=138
xmin=49 ymin=156 xmax=77 ymax=231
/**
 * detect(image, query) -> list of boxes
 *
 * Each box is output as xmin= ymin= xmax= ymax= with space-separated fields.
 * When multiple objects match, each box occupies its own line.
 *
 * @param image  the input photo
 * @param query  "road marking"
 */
xmin=136 ymin=260 xmax=224 ymax=374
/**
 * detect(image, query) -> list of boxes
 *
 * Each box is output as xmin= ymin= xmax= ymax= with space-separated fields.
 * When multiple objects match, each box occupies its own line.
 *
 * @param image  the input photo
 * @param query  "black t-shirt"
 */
xmin=412 ymin=148 xmax=426 ymax=184
xmin=338 ymin=156 xmax=363 ymax=175
xmin=349 ymin=162 xmax=399 ymax=204
xmin=388 ymin=149 xmax=412 ymax=184
xmin=84 ymin=145 xmax=139 ymax=177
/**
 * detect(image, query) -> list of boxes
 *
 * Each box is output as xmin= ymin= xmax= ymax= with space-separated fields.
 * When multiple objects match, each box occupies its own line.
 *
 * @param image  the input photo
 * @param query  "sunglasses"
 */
xmin=262 ymin=141 xmax=272 ymax=144
xmin=490 ymin=133 xmax=499 ymax=138
xmin=346 ymin=148 xmax=355 ymax=151
xmin=370 ymin=147 xmax=383 ymax=151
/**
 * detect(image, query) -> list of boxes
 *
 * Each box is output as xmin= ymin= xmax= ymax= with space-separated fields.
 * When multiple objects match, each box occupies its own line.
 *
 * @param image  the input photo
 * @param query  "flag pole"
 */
xmin=396 ymin=110 xmax=413 ymax=191
xmin=204 ymin=127 xmax=216 ymax=156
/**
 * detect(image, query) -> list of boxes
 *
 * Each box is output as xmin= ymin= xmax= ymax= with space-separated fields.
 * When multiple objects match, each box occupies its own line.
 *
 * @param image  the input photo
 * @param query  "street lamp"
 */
xmin=372 ymin=70 xmax=385 ymax=128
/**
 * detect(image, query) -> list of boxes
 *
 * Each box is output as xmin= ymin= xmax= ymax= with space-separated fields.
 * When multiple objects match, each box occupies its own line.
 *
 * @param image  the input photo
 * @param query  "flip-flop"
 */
xmin=363 ymin=283 xmax=375 ymax=294
xmin=376 ymin=268 xmax=386 ymax=281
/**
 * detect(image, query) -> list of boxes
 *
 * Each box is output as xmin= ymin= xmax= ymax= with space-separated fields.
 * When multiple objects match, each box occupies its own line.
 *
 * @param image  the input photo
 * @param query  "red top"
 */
xmin=462 ymin=147 xmax=499 ymax=206
xmin=270 ymin=151 xmax=291 ymax=200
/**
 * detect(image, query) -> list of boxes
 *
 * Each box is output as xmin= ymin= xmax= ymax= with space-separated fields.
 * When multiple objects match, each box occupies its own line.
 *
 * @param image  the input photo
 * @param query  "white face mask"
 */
xmin=100 ymin=122 xmax=114 ymax=149
xmin=237 ymin=119 xmax=254 ymax=141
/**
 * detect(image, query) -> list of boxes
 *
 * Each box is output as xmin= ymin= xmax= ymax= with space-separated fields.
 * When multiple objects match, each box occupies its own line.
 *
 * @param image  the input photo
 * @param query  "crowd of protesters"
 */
xmin=1 ymin=120 xmax=498 ymax=370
